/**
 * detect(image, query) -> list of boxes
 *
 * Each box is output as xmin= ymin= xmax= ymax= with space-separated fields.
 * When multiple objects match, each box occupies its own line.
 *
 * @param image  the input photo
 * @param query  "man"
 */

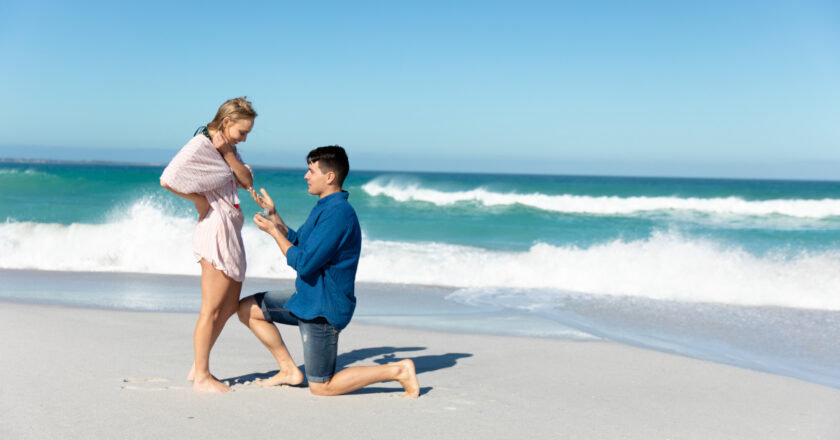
xmin=239 ymin=145 xmax=419 ymax=397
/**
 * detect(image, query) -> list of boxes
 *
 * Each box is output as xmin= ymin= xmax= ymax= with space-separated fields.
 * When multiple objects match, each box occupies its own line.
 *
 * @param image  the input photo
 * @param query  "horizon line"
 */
xmin=2 ymin=157 xmax=839 ymax=184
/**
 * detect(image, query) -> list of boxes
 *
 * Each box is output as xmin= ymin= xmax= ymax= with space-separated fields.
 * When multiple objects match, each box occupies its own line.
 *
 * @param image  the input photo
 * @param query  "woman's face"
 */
xmin=223 ymin=118 xmax=254 ymax=146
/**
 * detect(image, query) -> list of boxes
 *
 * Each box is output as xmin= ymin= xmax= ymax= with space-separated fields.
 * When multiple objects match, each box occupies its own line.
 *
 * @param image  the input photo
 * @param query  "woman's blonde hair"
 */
xmin=207 ymin=97 xmax=257 ymax=131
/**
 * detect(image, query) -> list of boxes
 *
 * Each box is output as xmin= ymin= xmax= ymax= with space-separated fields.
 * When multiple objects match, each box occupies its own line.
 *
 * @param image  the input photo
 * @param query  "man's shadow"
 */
xmin=343 ymin=349 xmax=473 ymax=396
xmin=369 ymin=351 xmax=473 ymax=375
xmin=225 ymin=346 xmax=472 ymax=396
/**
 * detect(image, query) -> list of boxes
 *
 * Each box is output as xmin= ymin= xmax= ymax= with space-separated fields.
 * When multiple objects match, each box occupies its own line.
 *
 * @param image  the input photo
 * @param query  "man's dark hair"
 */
xmin=307 ymin=145 xmax=350 ymax=188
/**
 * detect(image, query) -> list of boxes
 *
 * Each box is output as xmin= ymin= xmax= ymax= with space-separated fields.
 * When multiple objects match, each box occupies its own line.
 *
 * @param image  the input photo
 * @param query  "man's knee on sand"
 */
xmin=308 ymin=380 xmax=337 ymax=396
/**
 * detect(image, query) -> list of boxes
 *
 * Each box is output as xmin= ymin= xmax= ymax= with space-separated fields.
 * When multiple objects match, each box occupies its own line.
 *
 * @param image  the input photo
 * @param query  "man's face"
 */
xmin=305 ymin=161 xmax=331 ymax=196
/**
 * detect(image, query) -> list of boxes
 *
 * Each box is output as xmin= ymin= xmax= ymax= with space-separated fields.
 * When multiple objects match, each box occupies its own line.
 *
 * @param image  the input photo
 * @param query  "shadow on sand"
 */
xmin=224 ymin=346 xmax=472 ymax=396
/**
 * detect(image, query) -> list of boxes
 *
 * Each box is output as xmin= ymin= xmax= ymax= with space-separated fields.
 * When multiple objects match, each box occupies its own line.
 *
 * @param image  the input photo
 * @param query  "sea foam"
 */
xmin=0 ymin=168 xmax=49 ymax=176
xmin=1 ymin=199 xmax=839 ymax=311
xmin=362 ymin=177 xmax=840 ymax=219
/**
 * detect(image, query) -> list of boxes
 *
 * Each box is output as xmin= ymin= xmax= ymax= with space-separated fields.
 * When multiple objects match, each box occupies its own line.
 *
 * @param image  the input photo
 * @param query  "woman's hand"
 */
xmin=249 ymin=187 xmax=276 ymax=215
xmin=194 ymin=196 xmax=211 ymax=221
xmin=212 ymin=129 xmax=233 ymax=155
xmin=162 ymin=181 xmax=211 ymax=221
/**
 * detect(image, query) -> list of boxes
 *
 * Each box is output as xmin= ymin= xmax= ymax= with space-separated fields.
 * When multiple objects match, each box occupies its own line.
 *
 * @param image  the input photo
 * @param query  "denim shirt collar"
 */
xmin=316 ymin=190 xmax=350 ymax=206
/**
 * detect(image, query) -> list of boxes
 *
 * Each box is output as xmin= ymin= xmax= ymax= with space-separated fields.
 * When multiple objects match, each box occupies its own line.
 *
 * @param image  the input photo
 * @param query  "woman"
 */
xmin=160 ymin=97 xmax=257 ymax=392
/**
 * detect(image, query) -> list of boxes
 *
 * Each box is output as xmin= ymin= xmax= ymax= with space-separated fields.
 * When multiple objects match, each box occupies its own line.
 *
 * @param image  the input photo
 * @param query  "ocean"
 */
xmin=1 ymin=161 xmax=839 ymax=389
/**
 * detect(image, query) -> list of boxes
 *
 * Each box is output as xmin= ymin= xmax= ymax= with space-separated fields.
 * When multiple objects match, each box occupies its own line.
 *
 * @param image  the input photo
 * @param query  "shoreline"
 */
xmin=1 ymin=301 xmax=838 ymax=439
xmin=5 ymin=267 xmax=838 ymax=314
xmin=0 ymin=268 xmax=588 ymax=339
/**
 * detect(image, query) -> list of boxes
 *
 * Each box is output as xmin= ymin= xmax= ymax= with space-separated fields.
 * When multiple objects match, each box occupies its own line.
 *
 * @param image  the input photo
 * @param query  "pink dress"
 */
xmin=160 ymin=135 xmax=253 ymax=282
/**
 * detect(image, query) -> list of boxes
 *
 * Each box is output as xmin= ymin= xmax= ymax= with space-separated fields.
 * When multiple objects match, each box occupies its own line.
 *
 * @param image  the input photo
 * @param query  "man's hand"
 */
xmin=253 ymin=213 xmax=279 ymax=236
xmin=249 ymin=187 xmax=276 ymax=215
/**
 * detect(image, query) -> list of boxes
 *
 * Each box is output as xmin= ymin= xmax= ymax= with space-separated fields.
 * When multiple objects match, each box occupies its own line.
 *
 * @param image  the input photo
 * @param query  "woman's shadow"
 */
xmin=225 ymin=346 xmax=472 ymax=396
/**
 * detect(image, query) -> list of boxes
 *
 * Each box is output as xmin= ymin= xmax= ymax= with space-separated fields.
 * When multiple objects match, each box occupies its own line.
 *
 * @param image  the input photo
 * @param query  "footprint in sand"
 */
xmin=123 ymin=377 xmax=168 ymax=383
xmin=121 ymin=377 xmax=186 ymax=391
xmin=121 ymin=385 xmax=186 ymax=391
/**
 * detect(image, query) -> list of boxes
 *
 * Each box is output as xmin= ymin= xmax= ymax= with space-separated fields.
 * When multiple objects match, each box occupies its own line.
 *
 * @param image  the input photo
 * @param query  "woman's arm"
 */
xmin=221 ymin=149 xmax=253 ymax=189
xmin=161 ymin=181 xmax=211 ymax=220
xmin=212 ymin=131 xmax=254 ymax=188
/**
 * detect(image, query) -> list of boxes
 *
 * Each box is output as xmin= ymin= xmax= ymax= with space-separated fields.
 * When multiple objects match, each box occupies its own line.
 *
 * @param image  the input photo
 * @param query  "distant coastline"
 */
xmin=0 ymin=157 xmax=167 ymax=167
xmin=2 ymin=156 xmax=838 ymax=183
xmin=0 ymin=157 xmax=304 ymax=172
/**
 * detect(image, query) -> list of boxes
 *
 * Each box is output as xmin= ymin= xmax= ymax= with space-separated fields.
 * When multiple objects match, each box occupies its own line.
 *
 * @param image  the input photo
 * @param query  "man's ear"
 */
xmin=326 ymin=170 xmax=337 ymax=185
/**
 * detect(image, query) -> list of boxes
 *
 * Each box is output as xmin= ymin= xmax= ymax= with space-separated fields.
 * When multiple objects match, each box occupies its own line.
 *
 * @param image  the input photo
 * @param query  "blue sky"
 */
xmin=0 ymin=1 xmax=838 ymax=179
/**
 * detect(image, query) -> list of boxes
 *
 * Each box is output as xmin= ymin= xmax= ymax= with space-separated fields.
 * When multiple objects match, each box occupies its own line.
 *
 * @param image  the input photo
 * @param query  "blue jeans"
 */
xmin=253 ymin=290 xmax=340 ymax=383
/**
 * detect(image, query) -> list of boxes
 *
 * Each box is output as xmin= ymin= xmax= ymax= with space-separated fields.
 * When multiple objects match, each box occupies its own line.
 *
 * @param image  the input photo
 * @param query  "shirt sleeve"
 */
xmin=285 ymin=208 xmax=348 ymax=277
xmin=286 ymin=227 xmax=298 ymax=244
xmin=160 ymin=136 xmax=233 ymax=194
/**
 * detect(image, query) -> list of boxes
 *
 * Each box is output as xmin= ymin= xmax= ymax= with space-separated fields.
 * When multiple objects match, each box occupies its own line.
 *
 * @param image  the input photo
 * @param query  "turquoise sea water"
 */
xmin=1 ymin=160 xmax=839 ymax=388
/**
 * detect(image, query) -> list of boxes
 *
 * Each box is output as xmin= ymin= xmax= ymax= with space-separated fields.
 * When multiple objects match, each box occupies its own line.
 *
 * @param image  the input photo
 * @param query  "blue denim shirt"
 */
xmin=284 ymin=191 xmax=362 ymax=330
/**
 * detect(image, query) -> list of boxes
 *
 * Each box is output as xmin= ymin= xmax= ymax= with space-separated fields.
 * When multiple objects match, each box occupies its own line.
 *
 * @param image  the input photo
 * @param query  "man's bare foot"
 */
xmin=193 ymin=374 xmax=232 ymax=392
xmin=393 ymin=359 xmax=420 ymax=398
xmin=257 ymin=368 xmax=304 ymax=387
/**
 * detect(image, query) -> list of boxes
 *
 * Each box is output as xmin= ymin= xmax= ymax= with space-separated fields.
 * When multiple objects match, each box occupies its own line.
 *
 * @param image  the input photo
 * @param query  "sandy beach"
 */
xmin=3 ymin=2 xmax=840 ymax=437
xmin=1 ymin=300 xmax=838 ymax=440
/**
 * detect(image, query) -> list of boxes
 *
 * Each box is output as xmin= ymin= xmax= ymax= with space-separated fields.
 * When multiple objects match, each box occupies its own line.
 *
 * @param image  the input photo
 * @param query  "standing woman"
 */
xmin=160 ymin=97 xmax=257 ymax=392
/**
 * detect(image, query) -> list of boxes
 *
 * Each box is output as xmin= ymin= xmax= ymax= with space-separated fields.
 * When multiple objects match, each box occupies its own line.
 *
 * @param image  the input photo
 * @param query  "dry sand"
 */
xmin=1 ymin=301 xmax=838 ymax=439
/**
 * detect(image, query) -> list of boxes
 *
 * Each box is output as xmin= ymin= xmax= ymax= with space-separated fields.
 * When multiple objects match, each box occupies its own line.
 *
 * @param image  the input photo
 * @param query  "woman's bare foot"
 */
xmin=188 ymin=364 xmax=220 ymax=382
xmin=257 ymin=368 xmax=304 ymax=387
xmin=393 ymin=359 xmax=420 ymax=398
xmin=193 ymin=374 xmax=232 ymax=392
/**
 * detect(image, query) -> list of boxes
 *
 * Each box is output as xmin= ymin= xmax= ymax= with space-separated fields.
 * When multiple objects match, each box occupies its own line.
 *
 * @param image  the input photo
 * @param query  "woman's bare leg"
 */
xmin=187 ymin=303 xmax=235 ymax=381
xmin=192 ymin=259 xmax=242 ymax=392
xmin=187 ymin=280 xmax=240 ymax=381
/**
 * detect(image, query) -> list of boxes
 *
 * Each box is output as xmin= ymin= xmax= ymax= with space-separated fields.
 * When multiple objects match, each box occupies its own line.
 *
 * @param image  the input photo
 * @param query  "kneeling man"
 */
xmin=239 ymin=145 xmax=419 ymax=397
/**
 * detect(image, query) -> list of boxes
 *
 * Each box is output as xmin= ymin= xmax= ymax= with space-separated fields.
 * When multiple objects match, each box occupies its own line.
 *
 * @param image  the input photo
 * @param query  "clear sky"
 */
xmin=1 ymin=1 xmax=838 ymax=179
